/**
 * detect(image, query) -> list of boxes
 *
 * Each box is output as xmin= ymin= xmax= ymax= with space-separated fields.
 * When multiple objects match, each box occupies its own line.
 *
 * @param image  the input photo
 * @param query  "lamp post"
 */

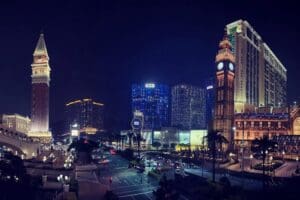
xmin=249 ymin=154 xmax=253 ymax=169
xmin=282 ymin=150 xmax=285 ymax=162
xmin=269 ymin=156 xmax=273 ymax=176
xmin=241 ymin=121 xmax=245 ymax=172
xmin=201 ymin=135 xmax=205 ymax=177
xmin=57 ymin=174 xmax=70 ymax=192
xmin=296 ymin=156 xmax=299 ymax=168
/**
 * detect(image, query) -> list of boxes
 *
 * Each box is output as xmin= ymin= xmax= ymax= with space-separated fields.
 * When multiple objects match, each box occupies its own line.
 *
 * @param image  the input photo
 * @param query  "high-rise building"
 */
xmin=226 ymin=20 xmax=287 ymax=112
xmin=171 ymin=84 xmax=206 ymax=130
xmin=205 ymin=78 xmax=215 ymax=128
xmin=28 ymin=33 xmax=52 ymax=142
xmin=131 ymin=83 xmax=169 ymax=130
xmin=65 ymin=98 xmax=104 ymax=134
xmin=214 ymin=33 xmax=235 ymax=149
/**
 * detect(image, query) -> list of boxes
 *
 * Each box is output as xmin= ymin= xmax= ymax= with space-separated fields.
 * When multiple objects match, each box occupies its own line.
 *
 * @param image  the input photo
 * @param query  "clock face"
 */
xmin=217 ymin=62 xmax=224 ymax=70
xmin=229 ymin=63 xmax=234 ymax=71
xmin=131 ymin=118 xmax=143 ymax=130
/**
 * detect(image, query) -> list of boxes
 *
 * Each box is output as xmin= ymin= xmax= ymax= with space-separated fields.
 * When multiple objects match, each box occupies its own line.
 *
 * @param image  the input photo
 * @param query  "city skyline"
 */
xmin=0 ymin=1 xmax=298 ymax=130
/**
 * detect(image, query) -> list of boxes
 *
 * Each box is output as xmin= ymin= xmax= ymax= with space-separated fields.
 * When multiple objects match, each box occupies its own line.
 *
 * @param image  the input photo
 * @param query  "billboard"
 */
xmin=190 ymin=130 xmax=207 ymax=146
xmin=179 ymin=131 xmax=190 ymax=144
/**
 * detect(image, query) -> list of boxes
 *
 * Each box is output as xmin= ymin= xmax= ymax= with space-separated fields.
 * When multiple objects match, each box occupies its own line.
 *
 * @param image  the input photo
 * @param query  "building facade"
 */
xmin=226 ymin=20 xmax=287 ymax=112
xmin=205 ymin=78 xmax=215 ymax=128
xmin=171 ymin=84 xmax=206 ymax=130
xmin=214 ymin=34 xmax=235 ymax=149
xmin=65 ymin=98 xmax=104 ymax=134
xmin=1 ymin=114 xmax=31 ymax=134
xmin=131 ymin=83 xmax=169 ymax=130
xmin=234 ymin=112 xmax=289 ymax=149
xmin=28 ymin=33 xmax=52 ymax=142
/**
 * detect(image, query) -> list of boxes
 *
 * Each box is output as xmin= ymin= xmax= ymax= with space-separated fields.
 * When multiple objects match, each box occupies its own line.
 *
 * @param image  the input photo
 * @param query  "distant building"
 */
xmin=131 ymin=83 xmax=169 ymax=130
xmin=226 ymin=20 xmax=287 ymax=112
xmin=65 ymin=98 xmax=104 ymax=134
xmin=1 ymin=114 xmax=31 ymax=134
xmin=205 ymin=78 xmax=215 ymax=128
xmin=171 ymin=84 xmax=206 ymax=129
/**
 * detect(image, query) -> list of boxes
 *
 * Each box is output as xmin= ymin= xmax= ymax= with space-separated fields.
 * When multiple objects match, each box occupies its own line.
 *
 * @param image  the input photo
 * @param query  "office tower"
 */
xmin=226 ymin=20 xmax=287 ymax=112
xmin=131 ymin=83 xmax=169 ymax=130
xmin=28 ymin=33 xmax=52 ymax=142
xmin=214 ymin=33 xmax=235 ymax=149
xmin=205 ymin=78 xmax=215 ymax=128
xmin=65 ymin=98 xmax=104 ymax=134
xmin=171 ymin=84 xmax=206 ymax=129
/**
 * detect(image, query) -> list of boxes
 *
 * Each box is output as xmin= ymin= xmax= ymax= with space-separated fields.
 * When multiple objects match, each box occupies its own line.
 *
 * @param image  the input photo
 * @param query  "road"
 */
xmin=98 ymin=155 xmax=158 ymax=200
xmin=76 ymin=155 xmax=159 ymax=200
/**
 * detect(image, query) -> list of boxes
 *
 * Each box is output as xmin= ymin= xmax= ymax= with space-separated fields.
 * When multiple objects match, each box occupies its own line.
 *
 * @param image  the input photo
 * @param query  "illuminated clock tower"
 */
xmin=214 ymin=32 xmax=235 ymax=150
xmin=28 ymin=33 xmax=52 ymax=142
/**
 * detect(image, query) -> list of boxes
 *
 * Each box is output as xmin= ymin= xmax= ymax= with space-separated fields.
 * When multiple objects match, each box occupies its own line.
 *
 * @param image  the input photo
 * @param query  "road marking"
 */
xmin=115 ymin=167 xmax=127 ymax=170
xmin=112 ymin=183 xmax=157 ymax=190
xmin=119 ymin=191 xmax=153 ymax=198
xmin=116 ymin=186 xmax=156 ymax=195
xmin=144 ymin=193 xmax=153 ymax=200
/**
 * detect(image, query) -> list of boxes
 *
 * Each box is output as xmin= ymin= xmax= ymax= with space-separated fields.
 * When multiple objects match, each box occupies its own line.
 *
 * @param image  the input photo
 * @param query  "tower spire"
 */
xmin=33 ymin=33 xmax=49 ymax=58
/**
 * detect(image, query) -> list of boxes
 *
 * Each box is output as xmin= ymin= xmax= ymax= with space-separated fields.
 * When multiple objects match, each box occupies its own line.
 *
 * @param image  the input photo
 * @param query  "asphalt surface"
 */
xmin=76 ymin=155 xmax=159 ymax=200
xmin=98 ymin=155 xmax=158 ymax=200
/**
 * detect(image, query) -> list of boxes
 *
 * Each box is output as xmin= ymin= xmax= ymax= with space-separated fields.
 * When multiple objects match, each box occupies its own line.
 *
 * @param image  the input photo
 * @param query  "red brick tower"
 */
xmin=28 ymin=33 xmax=52 ymax=142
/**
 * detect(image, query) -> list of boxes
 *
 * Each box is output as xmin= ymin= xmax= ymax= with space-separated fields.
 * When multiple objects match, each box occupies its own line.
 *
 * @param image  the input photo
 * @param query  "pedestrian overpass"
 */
xmin=0 ymin=124 xmax=40 ymax=158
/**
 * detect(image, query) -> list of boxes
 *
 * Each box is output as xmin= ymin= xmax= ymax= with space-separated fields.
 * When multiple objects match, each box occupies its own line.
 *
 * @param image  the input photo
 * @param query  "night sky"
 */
xmin=0 ymin=1 xmax=299 ymax=130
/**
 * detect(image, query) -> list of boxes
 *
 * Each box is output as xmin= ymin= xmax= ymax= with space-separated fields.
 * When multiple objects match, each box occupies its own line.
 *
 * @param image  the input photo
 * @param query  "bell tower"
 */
xmin=214 ymin=32 xmax=235 ymax=150
xmin=28 ymin=33 xmax=52 ymax=142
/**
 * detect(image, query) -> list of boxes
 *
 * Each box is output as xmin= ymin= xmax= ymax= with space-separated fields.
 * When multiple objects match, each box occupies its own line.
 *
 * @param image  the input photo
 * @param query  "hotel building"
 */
xmin=226 ymin=20 xmax=287 ymax=112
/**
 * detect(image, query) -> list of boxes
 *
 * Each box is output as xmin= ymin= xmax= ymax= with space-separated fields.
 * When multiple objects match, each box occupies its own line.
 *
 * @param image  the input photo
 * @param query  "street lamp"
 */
xmin=249 ymin=154 xmax=253 ymax=169
xmin=269 ymin=156 xmax=273 ymax=176
xmin=57 ymin=174 xmax=70 ymax=192
xmin=296 ymin=156 xmax=299 ymax=168
xmin=282 ymin=150 xmax=285 ymax=162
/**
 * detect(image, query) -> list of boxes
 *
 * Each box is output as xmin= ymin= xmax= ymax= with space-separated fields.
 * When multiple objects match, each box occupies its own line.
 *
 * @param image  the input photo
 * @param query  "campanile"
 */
xmin=28 ymin=33 xmax=52 ymax=142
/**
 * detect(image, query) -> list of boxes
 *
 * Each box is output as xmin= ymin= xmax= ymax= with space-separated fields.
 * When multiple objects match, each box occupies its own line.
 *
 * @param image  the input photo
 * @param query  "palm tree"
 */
xmin=127 ymin=131 xmax=134 ymax=149
xmin=120 ymin=135 xmax=126 ymax=150
xmin=205 ymin=130 xmax=227 ymax=182
xmin=68 ymin=138 xmax=98 ymax=164
xmin=251 ymin=135 xmax=277 ymax=189
xmin=136 ymin=132 xmax=142 ymax=159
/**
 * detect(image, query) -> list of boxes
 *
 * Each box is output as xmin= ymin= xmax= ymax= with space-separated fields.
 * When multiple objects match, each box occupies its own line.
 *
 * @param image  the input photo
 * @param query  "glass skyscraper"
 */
xmin=131 ymin=83 xmax=169 ymax=130
xmin=171 ymin=84 xmax=206 ymax=130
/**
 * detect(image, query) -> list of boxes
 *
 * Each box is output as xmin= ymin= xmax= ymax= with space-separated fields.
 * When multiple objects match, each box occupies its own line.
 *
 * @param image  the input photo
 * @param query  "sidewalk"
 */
xmin=222 ymin=161 xmax=296 ymax=178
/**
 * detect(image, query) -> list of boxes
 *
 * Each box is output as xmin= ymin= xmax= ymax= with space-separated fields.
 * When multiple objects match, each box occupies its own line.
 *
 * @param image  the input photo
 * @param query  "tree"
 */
xmin=205 ymin=130 xmax=227 ymax=182
xmin=170 ymin=143 xmax=177 ymax=150
xmin=152 ymin=142 xmax=161 ymax=151
xmin=136 ymin=132 xmax=143 ymax=159
xmin=127 ymin=131 xmax=134 ymax=149
xmin=251 ymin=135 xmax=277 ymax=189
xmin=68 ymin=138 xmax=99 ymax=164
